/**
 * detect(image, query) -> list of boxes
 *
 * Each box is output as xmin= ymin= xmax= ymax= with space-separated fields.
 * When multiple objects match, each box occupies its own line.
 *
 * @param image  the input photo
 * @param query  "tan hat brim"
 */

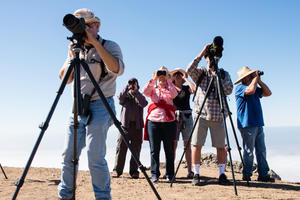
xmin=234 ymin=70 xmax=258 ymax=85
xmin=170 ymin=68 xmax=187 ymax=83
xmin=85 ymin=18 xmax=100 ymax=24
xmin=170 ymin=69 xmax=187 ymax=77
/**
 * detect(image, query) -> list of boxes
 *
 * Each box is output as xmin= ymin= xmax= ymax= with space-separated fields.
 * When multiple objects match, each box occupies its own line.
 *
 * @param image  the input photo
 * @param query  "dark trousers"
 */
xmin=147 ymin=120 xmax=176 ymax=179
xmin=113 ymin=122 xmax=143 ymax=176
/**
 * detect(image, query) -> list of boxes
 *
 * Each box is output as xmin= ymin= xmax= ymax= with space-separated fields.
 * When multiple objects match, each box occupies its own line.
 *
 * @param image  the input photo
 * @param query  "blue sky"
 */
xmin=0 ymin=0 xmax=299 ymax=146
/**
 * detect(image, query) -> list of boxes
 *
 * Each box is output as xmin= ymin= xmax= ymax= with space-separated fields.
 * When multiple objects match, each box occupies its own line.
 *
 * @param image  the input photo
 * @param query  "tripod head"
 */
xmin=208 ymin=56 xmax=220 ymax=71
xmin=64 ymin=13 xmax=86 ymax=50
xmin=67 ymin=35 xmax=85 ymax=52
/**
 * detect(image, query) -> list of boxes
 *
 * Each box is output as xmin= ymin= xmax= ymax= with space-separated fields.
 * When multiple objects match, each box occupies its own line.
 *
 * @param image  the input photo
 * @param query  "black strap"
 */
xmin=99 ymin=40 xmax=108 ymax=79
xmin=192 ymin=68 xmax=207 ymax=102
xmin=90 ymin=39 xmax=107 ymax=97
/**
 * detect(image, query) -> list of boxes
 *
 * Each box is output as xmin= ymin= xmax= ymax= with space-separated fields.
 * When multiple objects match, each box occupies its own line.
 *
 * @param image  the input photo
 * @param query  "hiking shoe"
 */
xmin=218 ymin=173 xmax=230 ymax=185
xmin=257 ymin=175 xmax=275 ymax=182
xmin=192 ymin=174 xmax=201 ymax=186
xmin=111 ymin=170 xmax=121 ymax=178
xmin=167 ymin=177 xmax=175 ymax=183
xmin=151 ymin=175 xmax=159 ymax=183
xmin=187 ymin=171 xmax=194 ymax=179
xmin=242 ymin=175 xmax=251 ymax=181
xmin=131 ymin=172 xmax=139 ymax=179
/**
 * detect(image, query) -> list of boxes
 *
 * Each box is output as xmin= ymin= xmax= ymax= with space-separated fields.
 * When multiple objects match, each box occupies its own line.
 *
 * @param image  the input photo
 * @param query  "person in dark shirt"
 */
xmin=170 ymin=68 xmax=195 ymax=178
xmin=112 ymin=78 xmax=148 ymax=179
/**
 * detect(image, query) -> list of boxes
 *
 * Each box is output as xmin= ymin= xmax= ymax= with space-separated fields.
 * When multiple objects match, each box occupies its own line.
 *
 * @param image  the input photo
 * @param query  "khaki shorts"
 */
xmin=191 ymin=118 xmax=225 ymax=148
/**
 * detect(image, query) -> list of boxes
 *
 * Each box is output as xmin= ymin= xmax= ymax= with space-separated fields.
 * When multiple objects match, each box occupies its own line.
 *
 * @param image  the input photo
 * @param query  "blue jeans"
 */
xmin=239 ymin=126 xmax=270 ymax=177
xmin=58 ymin=98 xmax=115 ymax=200
xmin=147 ymin=120 xmax=176 ymax=179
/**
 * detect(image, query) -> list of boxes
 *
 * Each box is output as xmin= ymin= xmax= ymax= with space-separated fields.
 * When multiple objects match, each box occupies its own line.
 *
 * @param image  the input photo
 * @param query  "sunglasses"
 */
xmin=156 ymin=70 xmax=167 ymax=76
xmin=173 ymin=71 xmax=183 ymax=76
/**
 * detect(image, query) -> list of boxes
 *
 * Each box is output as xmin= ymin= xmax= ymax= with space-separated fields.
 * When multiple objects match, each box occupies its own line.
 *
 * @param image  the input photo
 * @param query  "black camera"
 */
xmin=258 ymin=71 xmax=264 ymax=76
xmin=63 ymin=14 xmax=86 ymax=41
xmin=156 ymin=70 xmax=167 ymax=76
xmin=128 ymin=79 xmax=137 ymax=85
xmin=206 ymin=36 xmax=224 ymax=59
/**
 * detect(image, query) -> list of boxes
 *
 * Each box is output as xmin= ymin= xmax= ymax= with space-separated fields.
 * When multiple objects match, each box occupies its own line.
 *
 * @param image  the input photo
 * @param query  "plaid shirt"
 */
xmin=186 ymin=57 xmax=233 ymax=121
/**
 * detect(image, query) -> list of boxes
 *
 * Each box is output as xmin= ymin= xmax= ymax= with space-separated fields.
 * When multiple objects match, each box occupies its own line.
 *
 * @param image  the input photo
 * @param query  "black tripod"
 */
xmin=12 ymin=39 xmax=161 ymax=200
xmin=0 ymin=163 xmax=8 ymax=179
xmin=170 ymin=59 xmax=249 ymax=195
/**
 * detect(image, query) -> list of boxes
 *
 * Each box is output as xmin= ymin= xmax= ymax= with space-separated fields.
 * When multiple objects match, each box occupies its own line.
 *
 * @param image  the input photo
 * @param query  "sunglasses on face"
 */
xmin=173 ymin=71 xmax=183 ymax=77
xmin=156 ymin=70 xmax=167 ymax=77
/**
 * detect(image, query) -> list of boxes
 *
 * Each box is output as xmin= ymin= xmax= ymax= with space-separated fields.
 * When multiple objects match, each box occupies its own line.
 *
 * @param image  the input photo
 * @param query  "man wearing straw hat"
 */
xmin=234 ymin=66 xmax=274 ymax=182
xmin=58 ymin=8 xmax=124 ymax=200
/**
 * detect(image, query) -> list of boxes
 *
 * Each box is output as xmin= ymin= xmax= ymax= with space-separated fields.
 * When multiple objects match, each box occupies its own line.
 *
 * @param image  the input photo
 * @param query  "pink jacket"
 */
xmin=142 ymin=79 xmax=178 ymax=122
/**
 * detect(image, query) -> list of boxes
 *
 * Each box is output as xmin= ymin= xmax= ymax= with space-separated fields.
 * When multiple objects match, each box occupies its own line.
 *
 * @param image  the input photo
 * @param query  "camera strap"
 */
xmin=192 ymin=68 xmax=207 ymax=102
xmin=90 ymin=39 xmax=107 ymax=98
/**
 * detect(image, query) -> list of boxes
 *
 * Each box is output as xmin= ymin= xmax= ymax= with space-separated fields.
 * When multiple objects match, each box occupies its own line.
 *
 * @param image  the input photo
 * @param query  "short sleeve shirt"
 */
xmin=235 ymin=84 xmax=264 ymax=129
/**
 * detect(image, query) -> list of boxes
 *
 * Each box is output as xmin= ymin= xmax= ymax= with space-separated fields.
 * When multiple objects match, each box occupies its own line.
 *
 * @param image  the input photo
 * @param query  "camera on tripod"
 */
xmin=63 ymin=14 xmax=86 ymax=42
xmin=206 ymin=36 xmax=224 ymax=60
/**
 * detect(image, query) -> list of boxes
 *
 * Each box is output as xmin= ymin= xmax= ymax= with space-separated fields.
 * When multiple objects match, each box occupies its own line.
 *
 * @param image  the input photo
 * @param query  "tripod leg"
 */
xmin=0 ymin=163 xmax=8 ymax=179
xmin=215 ymin=74 xmax=238 ymax=196
xmin=80 ymin=61 xmax=161 ymax=200
xmin=12 ymin=64 xmax=74 ymax=200
xmin=70 ymin=54 xmax=83 ymax=200
xmin=170 ymin=77 xmax=215 ymax=187
xmin=222 ymin=92 xmax=250 ymax=186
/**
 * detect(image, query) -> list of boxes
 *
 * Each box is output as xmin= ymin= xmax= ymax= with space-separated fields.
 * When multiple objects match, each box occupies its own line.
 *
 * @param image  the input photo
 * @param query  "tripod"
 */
xmin=170 ymin=60 xmax=249 ymax=195
xmin=0 ymin=163 xmax=8 ymax=179
xmin=12 ymin=39 xmax=161 ymax=200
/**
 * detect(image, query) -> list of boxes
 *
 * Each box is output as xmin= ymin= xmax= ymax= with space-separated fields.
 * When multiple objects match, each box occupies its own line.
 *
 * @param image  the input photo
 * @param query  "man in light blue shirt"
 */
xmin=58 ymin=8 xmax=124 ymax=200
xmin=235 ymin=66 xmax=274 ymax=182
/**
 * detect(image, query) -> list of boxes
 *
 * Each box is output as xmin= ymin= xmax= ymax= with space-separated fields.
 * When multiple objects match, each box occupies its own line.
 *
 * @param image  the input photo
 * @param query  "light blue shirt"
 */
xmin=62 ymin=36 xmax=124 ymax=100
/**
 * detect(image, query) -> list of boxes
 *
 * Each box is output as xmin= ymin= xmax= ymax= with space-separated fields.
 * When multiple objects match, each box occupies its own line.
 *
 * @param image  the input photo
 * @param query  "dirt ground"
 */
xmin=1 ymin=165 xmax=300 ymax=200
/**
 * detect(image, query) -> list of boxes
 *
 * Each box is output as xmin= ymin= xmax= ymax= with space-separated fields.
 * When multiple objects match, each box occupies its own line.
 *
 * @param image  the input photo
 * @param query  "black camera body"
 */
xmin=205 ymin=36 xmax=224 ymax=70
xmin=258 ymin=71 xmax=264 ymax=76
xmin=63 ymin=14 xmax=86 ymax=42
xmin=156 ymin=70 xmax=166 ymax=77
xmin=206 ymin=36 xmax=224 ymax=59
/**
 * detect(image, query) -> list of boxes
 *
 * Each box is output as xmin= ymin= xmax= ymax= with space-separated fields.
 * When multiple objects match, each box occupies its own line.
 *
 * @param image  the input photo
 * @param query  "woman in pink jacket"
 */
xmin=142 ymin=66 xmax=178 ymax=183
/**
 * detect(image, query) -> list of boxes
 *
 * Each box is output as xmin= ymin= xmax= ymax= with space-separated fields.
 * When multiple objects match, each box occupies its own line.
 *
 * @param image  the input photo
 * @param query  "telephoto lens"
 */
xmin=63 ymin=14 xmax=86 ymax=34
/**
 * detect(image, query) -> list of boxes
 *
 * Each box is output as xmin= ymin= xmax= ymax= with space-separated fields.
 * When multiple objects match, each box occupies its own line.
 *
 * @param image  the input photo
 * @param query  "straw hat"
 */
xmin=74 ymin=8 xmax=101 ymax=24
xmin=234 ymin=66 xmax=258 ymax=85
xmin=170 ymin=68 xmax=187 ymax=83
xmin=170 ymin=68 xmax=187 ymax=77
